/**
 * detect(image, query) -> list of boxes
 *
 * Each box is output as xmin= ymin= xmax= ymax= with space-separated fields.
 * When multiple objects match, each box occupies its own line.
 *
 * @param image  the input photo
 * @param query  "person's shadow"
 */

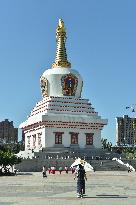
xmin=84 ymin=194 xmax=128 ymax=199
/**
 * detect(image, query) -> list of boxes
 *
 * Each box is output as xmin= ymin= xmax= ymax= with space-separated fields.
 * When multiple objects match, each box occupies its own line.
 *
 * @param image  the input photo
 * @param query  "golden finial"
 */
xmin=52 ymin=19 xmax=71 ymax=68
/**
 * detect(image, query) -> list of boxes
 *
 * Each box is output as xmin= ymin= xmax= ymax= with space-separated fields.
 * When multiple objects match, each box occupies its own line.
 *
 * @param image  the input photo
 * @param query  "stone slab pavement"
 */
xmin=0 ymin=171 xmax=136 ymax=205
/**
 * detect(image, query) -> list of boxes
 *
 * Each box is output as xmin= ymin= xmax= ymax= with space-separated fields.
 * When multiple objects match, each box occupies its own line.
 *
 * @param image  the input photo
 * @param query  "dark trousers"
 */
xmin=77 ymin=179 xmax=85 ymax=194
xmin=43 ymin=172 xmax=47 ymax=178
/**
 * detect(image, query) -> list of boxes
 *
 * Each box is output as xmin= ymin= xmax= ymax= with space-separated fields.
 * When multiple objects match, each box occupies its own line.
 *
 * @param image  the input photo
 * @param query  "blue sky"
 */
xmin=0 ymin=0 xmax=136 ymax=144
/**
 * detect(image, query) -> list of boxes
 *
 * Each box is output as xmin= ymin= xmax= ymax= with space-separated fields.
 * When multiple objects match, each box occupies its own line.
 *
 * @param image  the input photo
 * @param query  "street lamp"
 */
xmin=126 ymin=104 xmax=136 ymax=116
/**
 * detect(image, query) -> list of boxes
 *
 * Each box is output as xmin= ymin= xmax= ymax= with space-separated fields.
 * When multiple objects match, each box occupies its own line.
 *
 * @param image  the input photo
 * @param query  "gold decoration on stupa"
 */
xmin=52 ymin=19 xmax=71 ymax=68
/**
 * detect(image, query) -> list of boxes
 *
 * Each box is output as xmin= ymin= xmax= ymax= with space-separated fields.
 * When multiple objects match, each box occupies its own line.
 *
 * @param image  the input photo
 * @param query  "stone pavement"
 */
xmin=0 ymin=171 xmax=136 ymax=205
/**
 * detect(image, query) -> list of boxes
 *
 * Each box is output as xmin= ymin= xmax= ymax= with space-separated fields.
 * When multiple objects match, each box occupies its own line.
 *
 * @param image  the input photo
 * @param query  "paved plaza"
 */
xmin=0 ymin=171 xmax=136 ymax=205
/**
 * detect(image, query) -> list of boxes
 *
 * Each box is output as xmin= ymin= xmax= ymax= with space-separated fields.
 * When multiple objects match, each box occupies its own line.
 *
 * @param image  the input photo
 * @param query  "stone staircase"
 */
xmin=16 ymin=148 xmax=136 ymax=172
xmin=89 ymin=160 xmax=128 ymax=171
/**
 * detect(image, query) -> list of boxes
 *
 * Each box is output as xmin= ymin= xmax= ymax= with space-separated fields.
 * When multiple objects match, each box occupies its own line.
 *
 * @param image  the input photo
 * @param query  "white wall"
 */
xmin=44 ymin=127 xmax=102 ymax=148
xmin=25 ymin=128 xmax=45 ymax=150
xmin=93 ymin=130 xmax=102 ymax=148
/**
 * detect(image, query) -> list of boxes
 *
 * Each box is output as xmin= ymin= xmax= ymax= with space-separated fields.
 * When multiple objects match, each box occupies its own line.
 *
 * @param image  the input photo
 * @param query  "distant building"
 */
xmin=0 ymin=119 xmax=18 ymax=144
xmin=116 ymin=115 xmax=136 ymax=146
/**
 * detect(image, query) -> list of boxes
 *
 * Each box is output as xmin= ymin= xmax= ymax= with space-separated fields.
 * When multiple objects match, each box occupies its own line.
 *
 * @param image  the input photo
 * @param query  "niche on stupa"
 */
xmin=61 ymin=74 xmax=78 ymax=96
xmin=40 ymin=76 xmax=48 ymax=97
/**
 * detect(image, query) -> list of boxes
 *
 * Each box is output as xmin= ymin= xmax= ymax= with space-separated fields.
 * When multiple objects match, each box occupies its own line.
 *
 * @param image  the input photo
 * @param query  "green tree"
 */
xmin=101 ymin=138 xmax=112 ymax=151
xmin=0 ymin=150 xmax=21 ymax=173
xmin=0 ymin=142 xmax=24 ymax=154
xmin=101 ymin=138 xmax=107 ymax=149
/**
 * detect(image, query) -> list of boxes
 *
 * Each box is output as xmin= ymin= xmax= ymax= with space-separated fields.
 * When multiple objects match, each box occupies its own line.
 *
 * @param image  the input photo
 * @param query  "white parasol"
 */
xmin=70 ymin=157 xmax=94 ymax=172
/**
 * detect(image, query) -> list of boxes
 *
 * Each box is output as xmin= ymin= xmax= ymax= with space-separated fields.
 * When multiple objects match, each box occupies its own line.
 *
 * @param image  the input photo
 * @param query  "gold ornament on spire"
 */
xmin=52 ymin=19 xmax=71 ymax=68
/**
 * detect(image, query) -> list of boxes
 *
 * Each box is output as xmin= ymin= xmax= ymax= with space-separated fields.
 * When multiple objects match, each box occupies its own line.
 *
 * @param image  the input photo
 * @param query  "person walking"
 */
xmin=59 ymin=167 xmax=63 ymax=174
xmin=65 ymin=166 xmax=68 ymax=174
xmin=42 ymin=166 xmax=47 ymax=178
xmin=51 ymin=166 xmax=56 ymax=174
xmin=71 ymin=167 xmax=75 ymax=174
xmin=48 ymin=167 xmax=51 ymax=174
xmin=74 ymin=164 xmax=87 ymax=198
xmin=128 ymin=166 xmax=132 ymax=173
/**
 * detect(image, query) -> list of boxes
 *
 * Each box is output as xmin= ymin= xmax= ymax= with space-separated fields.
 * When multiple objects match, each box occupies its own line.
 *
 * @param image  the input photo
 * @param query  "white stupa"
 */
xmin=19 ymin=19 xmax=108 ymax=151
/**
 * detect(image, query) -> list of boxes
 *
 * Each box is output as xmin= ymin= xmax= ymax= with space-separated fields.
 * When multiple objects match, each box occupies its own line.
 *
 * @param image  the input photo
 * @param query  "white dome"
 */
xmin=40 ymin=67 xmax=83 ymax=98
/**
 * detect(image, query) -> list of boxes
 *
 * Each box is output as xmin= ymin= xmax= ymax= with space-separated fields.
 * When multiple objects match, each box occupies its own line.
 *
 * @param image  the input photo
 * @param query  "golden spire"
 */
xmin=52 ymin=19 xmax=71 ymax=68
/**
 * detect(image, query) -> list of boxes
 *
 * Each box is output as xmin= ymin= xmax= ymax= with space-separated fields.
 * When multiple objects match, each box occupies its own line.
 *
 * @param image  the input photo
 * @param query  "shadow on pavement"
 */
xmin=17 ymin=172 xmax=33 ymax=175
xmin=84 ymin=194 xmax=128 ymax=198
xmin=47 ymin=195 xmax=128 ymax=199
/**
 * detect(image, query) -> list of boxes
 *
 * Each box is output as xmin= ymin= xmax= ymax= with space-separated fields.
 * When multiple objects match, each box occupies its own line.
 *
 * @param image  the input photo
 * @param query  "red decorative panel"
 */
xmin=70 ymin=132 xmax=78 ymax=144
xmin=85 ymin=133 xmax=94 ymax=145
xmin=54 ymin=132 xmax=63 ymax=144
